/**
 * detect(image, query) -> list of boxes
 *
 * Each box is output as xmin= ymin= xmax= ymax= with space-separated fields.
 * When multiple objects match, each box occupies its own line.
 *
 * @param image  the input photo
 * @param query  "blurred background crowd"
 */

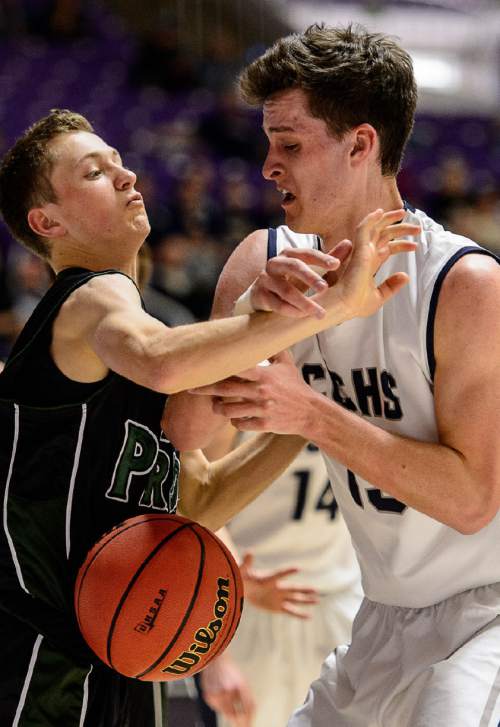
xmin=0 ymin=0 xmax=499 ymax=361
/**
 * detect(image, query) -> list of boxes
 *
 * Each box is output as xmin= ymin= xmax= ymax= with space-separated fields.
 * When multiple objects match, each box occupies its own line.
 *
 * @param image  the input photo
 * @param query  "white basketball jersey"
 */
xmin=270 ymin=207 xmax=500 ymax=607
xmin=227 ymin=439 xmax=361 ymax=594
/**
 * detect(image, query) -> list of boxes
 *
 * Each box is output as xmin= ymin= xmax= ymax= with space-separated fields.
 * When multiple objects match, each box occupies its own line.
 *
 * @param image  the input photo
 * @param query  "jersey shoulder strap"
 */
xmin=267 ymin=226 xmax=320 ymax=259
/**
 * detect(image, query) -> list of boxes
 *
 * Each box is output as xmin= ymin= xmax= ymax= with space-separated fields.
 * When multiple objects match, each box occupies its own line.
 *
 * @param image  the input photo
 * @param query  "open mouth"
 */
xmin=279 ymin=189 xmax=296 ymax=205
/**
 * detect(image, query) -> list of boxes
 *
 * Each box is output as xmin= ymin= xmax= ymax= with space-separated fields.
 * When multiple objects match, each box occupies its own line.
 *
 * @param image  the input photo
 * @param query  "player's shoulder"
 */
xmin=64 ymin=269 xmax=141 ymax=310
xmin=212 ymin=229 xmax=269 ymax=316
xmin=439 ymin=252 xmax=500 ymax=313
xmin=411 ymin=207 xmax=496 ymax=284
xmin=232 ymin=228 xmax=269 ymax=263
xmin=56 ymin=269 xmax=141 ymax=339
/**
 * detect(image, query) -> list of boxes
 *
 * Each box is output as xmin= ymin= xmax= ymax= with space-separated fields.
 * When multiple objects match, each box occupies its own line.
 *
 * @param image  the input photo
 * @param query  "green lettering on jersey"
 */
xmin=106 ymin=420 xmax=158 ymax=502
xmin=170 ymin=450 xmax=180 ymax=511
xmin=138 ymin=449 xmax=171 ymax=510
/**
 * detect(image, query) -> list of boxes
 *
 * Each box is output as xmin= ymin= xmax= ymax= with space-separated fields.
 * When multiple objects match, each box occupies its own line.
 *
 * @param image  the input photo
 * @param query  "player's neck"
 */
xmin=50 ymin=238 xmax=139 ymax=280
xmin=322 ymin=177 xmax=404 ymax=250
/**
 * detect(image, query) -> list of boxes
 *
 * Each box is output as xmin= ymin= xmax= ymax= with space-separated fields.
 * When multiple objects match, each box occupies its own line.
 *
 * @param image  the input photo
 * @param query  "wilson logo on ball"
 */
xmin=162 ymin=577 xmax=230 ymax=675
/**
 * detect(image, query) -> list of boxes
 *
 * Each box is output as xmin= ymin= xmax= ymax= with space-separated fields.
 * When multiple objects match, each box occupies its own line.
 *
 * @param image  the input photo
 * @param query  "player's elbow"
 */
xmin=452 ymin=494 xmax=499 ymax=535
xmin=144 ymin=355 xmax=187 ymax=394
xmin=164 ymin=421 xmax=215 ymax=452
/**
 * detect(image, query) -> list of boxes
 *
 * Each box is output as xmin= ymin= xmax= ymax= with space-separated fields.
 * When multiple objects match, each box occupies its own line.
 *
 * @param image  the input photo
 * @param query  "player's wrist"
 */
xmin=233 ymin=283 xmax=273 ymax=315
xmin=296 ymin=388 xmax=329 ymax=440
xmin=319 ymin=285 xmax=351 ymax=326
xmin=233 ymin=286 xmax=256 ymax=315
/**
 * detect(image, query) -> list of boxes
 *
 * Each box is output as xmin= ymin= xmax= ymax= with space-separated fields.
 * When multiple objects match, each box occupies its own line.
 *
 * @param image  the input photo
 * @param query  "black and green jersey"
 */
xmin=0 ymin=268 xmax=178 ymax=726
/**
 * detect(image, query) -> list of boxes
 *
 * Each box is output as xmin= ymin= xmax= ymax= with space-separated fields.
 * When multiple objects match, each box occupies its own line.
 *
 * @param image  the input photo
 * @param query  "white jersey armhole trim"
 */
xmin=2 ymin=403 xmax=29 ymax=594
xmin=66 ymin=403 xmax=88 ymax=559
xmin=424 ymin=247 xmax=499 ymax=382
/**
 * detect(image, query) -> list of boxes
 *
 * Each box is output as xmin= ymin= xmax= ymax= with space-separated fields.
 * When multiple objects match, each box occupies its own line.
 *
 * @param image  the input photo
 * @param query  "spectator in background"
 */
xmin=219 ymin=171 xmax=261 ymax=248
xmin=198 ymin=86 xmax=265 ymax=164
xmin=165 ymin=164 xmax=224 ymax=240
xmin=448 ymin=186 xmax=500 ymax=254
xmin=129 ymin=20 xmax=199 ymax=93
xmin=24 ymin=0 xmax=85 ymax=41
xmin=0 ymin=0 xmax=24 ymax=35
xmin=134 ymin=172 xmax=174 ymax=249
xmin=137 ymin=242 xmax=196 ymax=327
xmin=152 ymin=231 xmax=224 ymax=321
xmin=201 ymin=28 xmax=243 ymax=94
xmin=0 ymin=244 xmax=16 ymax=358
xmin=7 ymin=248 xmax=51 ymax=327
xmin=428 ymin=155 xmax=472 ymax=226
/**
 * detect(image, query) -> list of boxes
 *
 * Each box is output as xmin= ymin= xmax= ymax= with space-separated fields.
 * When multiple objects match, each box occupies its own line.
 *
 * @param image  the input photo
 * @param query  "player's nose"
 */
xmin=262 ymin=149 xmax=283 ymax=181
xmin=116 ymin=165 xmax=137 ymax=190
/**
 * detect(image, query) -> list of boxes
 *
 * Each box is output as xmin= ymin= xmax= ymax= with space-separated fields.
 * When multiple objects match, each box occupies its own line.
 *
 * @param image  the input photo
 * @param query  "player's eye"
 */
xmin=284 ymin=144 xmax=299 ymax=152
xmin=85 ymin=169 xmax=102 ymax=179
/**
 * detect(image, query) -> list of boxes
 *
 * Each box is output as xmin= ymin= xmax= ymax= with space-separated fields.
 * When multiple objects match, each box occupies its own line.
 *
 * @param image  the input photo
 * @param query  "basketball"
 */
xmin=74 ymin=514 xmax=244 ymax=681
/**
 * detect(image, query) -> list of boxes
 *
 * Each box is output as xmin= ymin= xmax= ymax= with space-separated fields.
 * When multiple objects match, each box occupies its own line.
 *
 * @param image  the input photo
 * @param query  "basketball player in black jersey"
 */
xmin=0 ymin=110 xmax=415 ymax=726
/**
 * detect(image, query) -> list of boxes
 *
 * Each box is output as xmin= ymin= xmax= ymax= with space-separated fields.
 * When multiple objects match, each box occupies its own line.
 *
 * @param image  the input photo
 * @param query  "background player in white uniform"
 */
xmin=200 ymin=438 xmax=362 ymax=727
xmin=167 ymin=24 xmax=500 ymax=727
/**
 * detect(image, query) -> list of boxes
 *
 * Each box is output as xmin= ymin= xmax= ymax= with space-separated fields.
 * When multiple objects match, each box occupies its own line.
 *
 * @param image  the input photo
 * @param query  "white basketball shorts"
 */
xmin=289 ymin=583 xmax=500 ymax=727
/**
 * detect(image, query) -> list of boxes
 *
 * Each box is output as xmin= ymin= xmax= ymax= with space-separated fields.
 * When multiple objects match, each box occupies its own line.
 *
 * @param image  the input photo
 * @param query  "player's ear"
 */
xmin=27 ymin=207 xmax=67 ymax=239
xmin=349 ymin=124 xmax=377 ymax=166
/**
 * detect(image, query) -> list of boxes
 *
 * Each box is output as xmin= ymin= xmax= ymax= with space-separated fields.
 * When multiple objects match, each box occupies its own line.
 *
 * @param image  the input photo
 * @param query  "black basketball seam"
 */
xmin=134 ymin=524 xmax=206 ymax=679
xmin=75 ymin=515 xmax=183 ymax=630
xmin=196 ymin=526 xmax=243 ymax=667
xmin=106 ymin=521 xmax=195 ymax=668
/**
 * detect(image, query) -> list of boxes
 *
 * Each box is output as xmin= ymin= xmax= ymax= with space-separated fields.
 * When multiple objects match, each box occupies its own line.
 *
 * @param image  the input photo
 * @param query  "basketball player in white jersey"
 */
xmin=200 ymin=438 xmax=362 ymax=727
xmin=165 ymin=24 xmax=500 ymax=727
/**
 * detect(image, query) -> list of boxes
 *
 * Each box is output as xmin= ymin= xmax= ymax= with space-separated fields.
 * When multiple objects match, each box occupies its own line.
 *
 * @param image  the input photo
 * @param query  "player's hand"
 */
xmin=320 ymin=208 xmax=419 ymax=320
xmin=246 ymin=245 xmax=349 ymax=320
xmin=242 ymin=209 xmax=418 ymax=320
xmin=240 ymin=553 xmax=319 ymax=619
xmin=200 ymin=653 xmax=255 ymax=726
xmin=189 ymin=351 xmax=315 ymax=437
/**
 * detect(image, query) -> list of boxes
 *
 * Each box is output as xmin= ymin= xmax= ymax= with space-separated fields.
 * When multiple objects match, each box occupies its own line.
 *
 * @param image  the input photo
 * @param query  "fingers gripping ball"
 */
xmin=74 ymin=514 xmax=244 ymax=681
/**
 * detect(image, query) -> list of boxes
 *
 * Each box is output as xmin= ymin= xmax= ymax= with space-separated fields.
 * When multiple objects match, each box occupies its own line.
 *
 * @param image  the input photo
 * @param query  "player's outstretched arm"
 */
xmin=55 ymin=216 xmax=404 ymax=398
xmin=177 ymin=432 xmax=305 ymax=531
xmin=163 ymin=210 xmax=418 ymax=448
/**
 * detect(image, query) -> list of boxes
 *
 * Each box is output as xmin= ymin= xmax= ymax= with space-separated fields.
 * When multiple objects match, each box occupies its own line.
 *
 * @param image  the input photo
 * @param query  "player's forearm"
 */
xmin=180 ymin=433 xmax=305 ymax=531
xmin=147 ymin=296 xmax=349 ymax=394
xmin=302 ymin=391 xmax=496 ymax=534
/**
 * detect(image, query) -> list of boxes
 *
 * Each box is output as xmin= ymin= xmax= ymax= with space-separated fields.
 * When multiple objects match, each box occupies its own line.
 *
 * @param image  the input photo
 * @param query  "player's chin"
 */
xmin=131 ymin=213 xmax=151 ymax=235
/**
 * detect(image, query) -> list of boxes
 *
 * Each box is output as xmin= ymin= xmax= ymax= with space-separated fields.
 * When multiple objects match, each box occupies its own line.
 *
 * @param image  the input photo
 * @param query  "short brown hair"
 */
xmin=0 ymin=109 xmax=93 ymax=259
xmin=239 ymin=24 xmax=417 ymax=176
